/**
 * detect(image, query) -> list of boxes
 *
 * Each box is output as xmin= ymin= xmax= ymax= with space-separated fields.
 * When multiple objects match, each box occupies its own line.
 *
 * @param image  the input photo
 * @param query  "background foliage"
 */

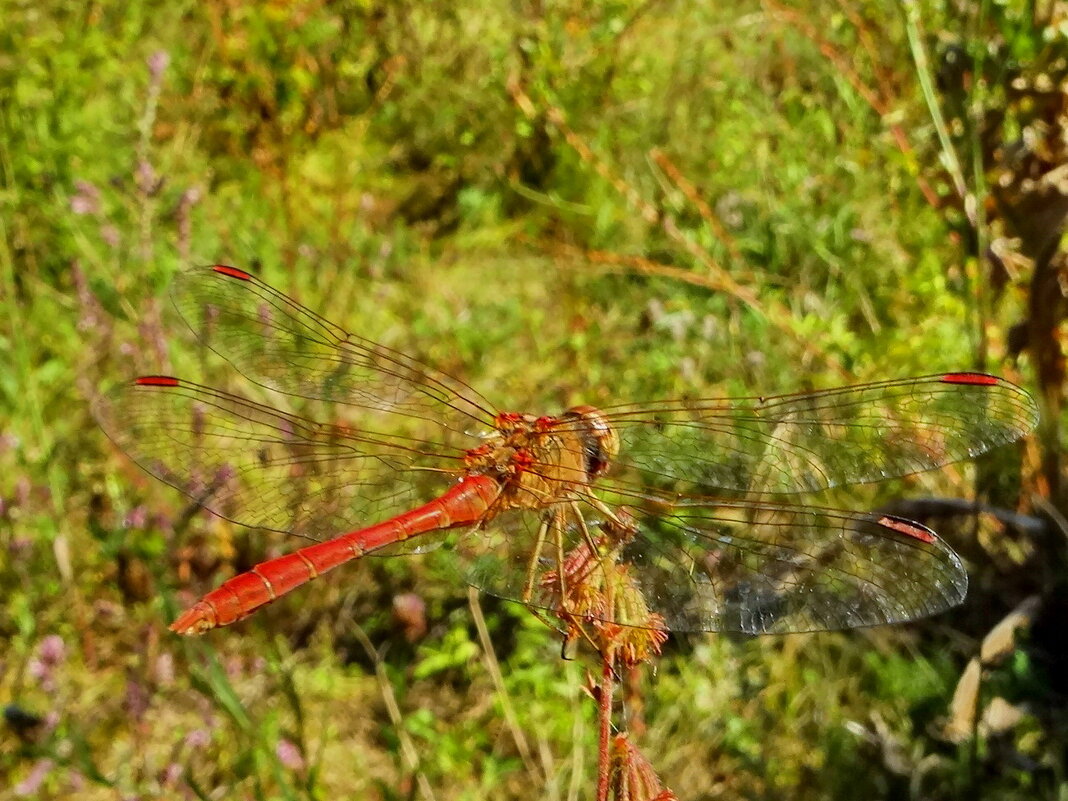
xmin=1 ymin=1 xmax=1065 ymax=798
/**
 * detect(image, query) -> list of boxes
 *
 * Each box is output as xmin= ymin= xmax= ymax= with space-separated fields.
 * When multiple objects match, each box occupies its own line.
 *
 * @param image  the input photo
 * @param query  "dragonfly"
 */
xmin=96 ymin=265 xmax=1039 ymax=637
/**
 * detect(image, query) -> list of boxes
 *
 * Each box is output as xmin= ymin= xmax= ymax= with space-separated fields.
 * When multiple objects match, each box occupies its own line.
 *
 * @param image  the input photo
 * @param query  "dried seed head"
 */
xmin=541 ymin=525 xmax=667 ymax=667
xmin=610 ymin=733 xmax=677 ymax=801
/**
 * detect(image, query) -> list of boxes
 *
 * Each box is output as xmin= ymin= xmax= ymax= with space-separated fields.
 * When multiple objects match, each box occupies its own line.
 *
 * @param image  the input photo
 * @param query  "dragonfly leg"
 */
xmin=568 ymin=499 xmax=616 ymax=593
xmin=555 ymin=503 xmax=622 ymax=664
xmin=552 ymin=506 xmax=569 ymax=611
xmin=581 ymin=493 xmax=627 ymax=528
xmin=520 ymin=514 xmax=552 ymax=606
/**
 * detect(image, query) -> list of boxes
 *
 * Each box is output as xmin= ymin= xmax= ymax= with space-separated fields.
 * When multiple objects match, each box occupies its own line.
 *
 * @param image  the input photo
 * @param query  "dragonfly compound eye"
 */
xmin=561 ymin=405 xmax=620 ymax=481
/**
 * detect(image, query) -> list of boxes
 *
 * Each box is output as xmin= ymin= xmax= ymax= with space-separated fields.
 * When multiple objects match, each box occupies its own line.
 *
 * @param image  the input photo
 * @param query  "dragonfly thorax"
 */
xmin=463 ymin=406 xmax=620 ymax=511
xmin=559 ymin=405 xmax=619 ymax=481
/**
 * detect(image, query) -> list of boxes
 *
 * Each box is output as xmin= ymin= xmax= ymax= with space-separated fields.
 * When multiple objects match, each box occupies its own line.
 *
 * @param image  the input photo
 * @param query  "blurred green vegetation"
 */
xmin=1 ymin=1 xmax=1064 ymax=799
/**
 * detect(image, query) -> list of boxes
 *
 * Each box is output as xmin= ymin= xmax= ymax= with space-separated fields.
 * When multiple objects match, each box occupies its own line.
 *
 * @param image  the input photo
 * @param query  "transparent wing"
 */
xmin=458 ymin=494 xmax=966 ymax=634
xmin=95 ymin=377 xmax=467 ymax=541
xmin=587 ymin=373 xmax=1037 ymax=495
xmin=171 ymin=265 xmax=499 ymax=440
xmin=617 ymin=499 xmax=966 ymax=633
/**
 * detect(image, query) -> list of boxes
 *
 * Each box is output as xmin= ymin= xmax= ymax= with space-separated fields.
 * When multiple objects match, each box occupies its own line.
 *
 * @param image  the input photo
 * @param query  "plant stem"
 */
xmin=596 ymin=652 xmax=615 ymax=801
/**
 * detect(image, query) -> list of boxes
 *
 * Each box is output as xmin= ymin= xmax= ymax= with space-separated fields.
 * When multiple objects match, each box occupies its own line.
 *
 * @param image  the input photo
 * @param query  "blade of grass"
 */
xmin=348 ymin=621 xmax=438 ymax=801
xmin=901 ymin=0 xmax=968 ymax=205
xmin=467 ymin=587 xmax=543 ymax=783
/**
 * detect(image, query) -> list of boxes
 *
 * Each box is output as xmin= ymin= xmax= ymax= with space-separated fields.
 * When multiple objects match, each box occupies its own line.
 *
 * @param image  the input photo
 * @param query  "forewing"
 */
xmin=171 ymin=265 xmax=499 ymax=439
xmin=96 ymin=377 xmax=465 ymax=541
xmin=597 ymin=373 xmax=1037 ymax=494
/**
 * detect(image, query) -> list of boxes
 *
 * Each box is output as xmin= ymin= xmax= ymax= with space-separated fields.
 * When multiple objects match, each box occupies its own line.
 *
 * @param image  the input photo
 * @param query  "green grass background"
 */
xmin=1 ymin=2 xmax=1060 ymax=799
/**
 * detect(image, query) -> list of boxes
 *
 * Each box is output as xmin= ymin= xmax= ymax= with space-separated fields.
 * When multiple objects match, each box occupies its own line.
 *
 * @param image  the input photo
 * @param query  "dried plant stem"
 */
xmin=527 ymin=236 xmax=842 ymax=375
xmin=468 ymin=588 xmax=543 ymax=782
xmin=506 ymin=73 xmax=763 ymax=314
xmin=596 ymin=653 xmax=616 ymax=801
xmin=650 ymin=148 xmax=742 ymax=264
xmin=348 ymin=623 xmax=438 ymax=801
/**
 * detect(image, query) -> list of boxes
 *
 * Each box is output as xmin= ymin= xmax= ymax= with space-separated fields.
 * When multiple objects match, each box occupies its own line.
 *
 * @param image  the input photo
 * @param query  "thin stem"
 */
xmin=967 ymin=0 xmax=993 ymax=369
xmin=902 ymin=0 xmax=968 ymax=203
xmin=596 ymin=652 xmax=616 ymax=801
xmin=468 ymin=588 xmax=542 ymax=782
xmin=348 ymin=623 xmax=438 ymax=801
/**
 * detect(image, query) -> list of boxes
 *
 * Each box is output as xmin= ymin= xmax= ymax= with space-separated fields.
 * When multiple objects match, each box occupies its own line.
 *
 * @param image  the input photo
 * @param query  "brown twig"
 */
xmin=506 ymin=73 xmax=764 ymax=315
xmin=650 ymin=148 xmax=743 ymax=264
xmin=524 ymin=235 xmax=844 ymax=376
xmin=540 ymin=512 xmax=674 ymax=798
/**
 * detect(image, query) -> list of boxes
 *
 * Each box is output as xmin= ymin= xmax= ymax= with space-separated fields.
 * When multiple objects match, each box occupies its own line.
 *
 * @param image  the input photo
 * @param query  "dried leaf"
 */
xmin=981 ymin=595 xmax=1041 ymax=665
xmin=980 ymin=697 xmax=1026 ymax=736
xmin=944 ymin=657 xmax=982 ymax=743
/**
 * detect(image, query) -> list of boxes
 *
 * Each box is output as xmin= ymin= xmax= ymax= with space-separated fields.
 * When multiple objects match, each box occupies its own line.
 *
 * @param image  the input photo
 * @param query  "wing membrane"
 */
xmin=619 ymin=500 xmax=965 ymax=633
xmin=460 ymin=495 xmax=966 ymax=634
xmin=172 ymin=266 xmax=499 ymax=439
xmin=96 ymin=377 xmax=466 ymax=540
xmin=590 ymin=373 xmax=1037 ymax=494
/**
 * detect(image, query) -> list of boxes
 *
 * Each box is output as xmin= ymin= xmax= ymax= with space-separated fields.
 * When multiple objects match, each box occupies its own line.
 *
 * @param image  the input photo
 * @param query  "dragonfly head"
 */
xmin=560 ymin=405 xmax=619 ymax=482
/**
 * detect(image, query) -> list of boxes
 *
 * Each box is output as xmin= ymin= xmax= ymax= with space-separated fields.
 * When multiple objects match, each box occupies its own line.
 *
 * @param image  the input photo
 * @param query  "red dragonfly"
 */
xmin=97 ymin=265 xmax=1038 ymax=636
